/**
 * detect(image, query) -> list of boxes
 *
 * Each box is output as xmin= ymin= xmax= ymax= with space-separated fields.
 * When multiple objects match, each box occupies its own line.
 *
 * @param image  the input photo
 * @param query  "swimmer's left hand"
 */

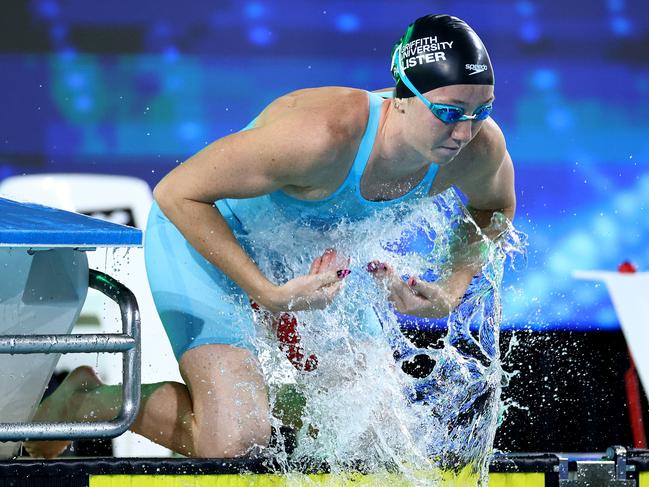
xmin=367 ymin=261 xmax=456 ymax=318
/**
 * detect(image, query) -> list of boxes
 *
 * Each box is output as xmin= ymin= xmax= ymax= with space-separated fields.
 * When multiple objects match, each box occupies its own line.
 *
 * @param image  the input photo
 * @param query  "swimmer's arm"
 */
xmin=153 ymin=116 xmax=343 ymax=309
xmin=464 ymin=149 xmax=516 ymax=235
xmin=441 ymin=146 xmax=516 ymax=308
xmin=392 ymin=150 xmax=515 ymax=318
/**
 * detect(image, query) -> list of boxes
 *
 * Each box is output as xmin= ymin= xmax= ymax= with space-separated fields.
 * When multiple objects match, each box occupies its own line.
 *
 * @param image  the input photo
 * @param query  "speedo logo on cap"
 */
xmin=466 ymin=63 xmax=488 ymax=75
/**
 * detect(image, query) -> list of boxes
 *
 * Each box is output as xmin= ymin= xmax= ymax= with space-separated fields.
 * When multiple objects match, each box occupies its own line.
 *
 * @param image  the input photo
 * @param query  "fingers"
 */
xmin=314 ymin=268 xmax=351 ymax=287
xmin=307 ymin=267 xmax=349 ymax=308
xmin=309 ymin=255 xmax=323 ymax=275
xmin=367 ymin=260 xmax=422 ymax=304
xmin=366 ymin=260 xmax=396 ymax=285
xmin=391 ymin=293 xmax=409 ymax=314
xmin=291 ymin=279 xmax=343 ymax=310
xmin=320 ymin=248 xmax=351 ymax=273
xmin=311 ymin=248 xmax=351 ymax=275
xmin=366 ymin=260 xmax=386 ymax=275
xmin=366 ymin=260 xmax=413 ymax=313
xmin=406 ymin=276 xmax=438 ymax=300
xmin=320 ymin=280 xmax=343 ymax=300
xmin=309 ymin=249 xmax=335 ymax=275
xmin=320 ymin=248 xmax=337 ymax=271
xmin=310 ymin=248 xmax=352 ymax=287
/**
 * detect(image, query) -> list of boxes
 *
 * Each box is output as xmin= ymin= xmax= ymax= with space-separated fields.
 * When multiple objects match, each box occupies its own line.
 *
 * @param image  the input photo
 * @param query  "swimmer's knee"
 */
xmin=193 ymin=423 xmax=271 ymax=458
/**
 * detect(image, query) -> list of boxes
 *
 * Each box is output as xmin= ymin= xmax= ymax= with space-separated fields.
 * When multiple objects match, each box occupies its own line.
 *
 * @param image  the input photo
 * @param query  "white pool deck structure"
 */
xmin=0 ymin=197 xmax=142 ymax=459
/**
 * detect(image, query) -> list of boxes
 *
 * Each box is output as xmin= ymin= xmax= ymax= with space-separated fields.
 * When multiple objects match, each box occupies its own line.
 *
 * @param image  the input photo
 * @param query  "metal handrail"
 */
xmin=0 ymin=269 xmax=141 ymax=441
xmin=0 ymin=334 xmax=136 ymax=354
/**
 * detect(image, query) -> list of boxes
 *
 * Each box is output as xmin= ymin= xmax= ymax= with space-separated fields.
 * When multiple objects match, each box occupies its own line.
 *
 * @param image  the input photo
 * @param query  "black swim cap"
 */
xmin=391 ymin=14 xmax=494 ymax=98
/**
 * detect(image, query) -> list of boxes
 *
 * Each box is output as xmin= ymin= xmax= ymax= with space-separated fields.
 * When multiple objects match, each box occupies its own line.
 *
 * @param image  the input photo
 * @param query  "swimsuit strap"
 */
xmin=348 ymin=91 xmax=385 ymax=186
xmin=288 ymin=91 xmax=382 ymax=202
xmin=419 ymin=160 xmax=439 ymax=191
xmin=352 ymin=91 xmax=438 ymax=198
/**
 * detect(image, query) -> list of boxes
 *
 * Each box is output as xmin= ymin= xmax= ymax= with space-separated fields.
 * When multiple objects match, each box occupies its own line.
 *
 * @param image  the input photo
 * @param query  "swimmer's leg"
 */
xmin=176 ymin=344 xmax=271 ymax=457
xmin=25 ymin=344 xmax=271 ymax=459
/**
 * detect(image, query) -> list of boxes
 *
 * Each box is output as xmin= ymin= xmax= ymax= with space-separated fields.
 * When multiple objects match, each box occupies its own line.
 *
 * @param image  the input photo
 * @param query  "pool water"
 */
xmin=241 ymin=188 xmax=526 ymax=484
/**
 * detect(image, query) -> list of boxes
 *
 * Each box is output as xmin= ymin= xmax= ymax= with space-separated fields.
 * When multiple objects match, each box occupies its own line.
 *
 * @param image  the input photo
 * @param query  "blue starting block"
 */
xmin=0 ymin=197 xmax=142 ymax=458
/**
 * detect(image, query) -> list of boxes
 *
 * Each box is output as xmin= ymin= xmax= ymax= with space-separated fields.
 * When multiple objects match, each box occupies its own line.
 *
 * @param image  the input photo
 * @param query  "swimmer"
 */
xmin=26 ymin=14 xmax=515 ymax=459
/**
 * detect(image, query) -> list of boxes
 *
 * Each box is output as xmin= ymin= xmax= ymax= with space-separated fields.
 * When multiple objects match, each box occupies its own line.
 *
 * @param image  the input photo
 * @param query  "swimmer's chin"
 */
xmin=431 ymin=147 xmax=460 ymax=165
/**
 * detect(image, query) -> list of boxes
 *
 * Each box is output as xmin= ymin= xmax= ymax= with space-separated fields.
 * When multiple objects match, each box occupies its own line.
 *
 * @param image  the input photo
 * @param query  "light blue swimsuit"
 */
xmin=144 ymin=91 xmax=439 ymax=360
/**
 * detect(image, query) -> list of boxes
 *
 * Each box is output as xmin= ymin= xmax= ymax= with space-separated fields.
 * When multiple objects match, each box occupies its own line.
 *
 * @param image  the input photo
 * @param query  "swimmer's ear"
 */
xmin=393 ymin=98 xmax=406 ymax=113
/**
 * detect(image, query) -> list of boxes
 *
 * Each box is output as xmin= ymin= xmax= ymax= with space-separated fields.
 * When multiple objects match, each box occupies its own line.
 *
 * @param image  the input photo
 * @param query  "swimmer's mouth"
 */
xmin=439 ymin=145 xmax=461 ymax=151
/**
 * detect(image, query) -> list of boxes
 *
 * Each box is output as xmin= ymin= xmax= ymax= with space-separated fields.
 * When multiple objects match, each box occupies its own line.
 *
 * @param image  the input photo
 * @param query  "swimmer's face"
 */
xmin=406 ymin=84 xmax=495 ymax=164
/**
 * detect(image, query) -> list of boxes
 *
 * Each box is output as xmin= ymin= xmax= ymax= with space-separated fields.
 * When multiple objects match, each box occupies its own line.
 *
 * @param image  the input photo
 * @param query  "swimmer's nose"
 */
xmin=451 ymin=120 xmax=472 ymax=144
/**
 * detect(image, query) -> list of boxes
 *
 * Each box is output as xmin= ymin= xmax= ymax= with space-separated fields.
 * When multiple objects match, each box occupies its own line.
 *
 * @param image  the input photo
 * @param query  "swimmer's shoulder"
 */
xmin=252 ymin=87 xmax=371 ymax=175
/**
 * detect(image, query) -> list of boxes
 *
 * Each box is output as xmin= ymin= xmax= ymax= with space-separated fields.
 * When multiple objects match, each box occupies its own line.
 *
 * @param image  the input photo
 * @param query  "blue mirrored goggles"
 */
xmin=391 ymin=44 xmax=493 ymax=125
xmin=425 ymin=102 xmax=493 ymax=124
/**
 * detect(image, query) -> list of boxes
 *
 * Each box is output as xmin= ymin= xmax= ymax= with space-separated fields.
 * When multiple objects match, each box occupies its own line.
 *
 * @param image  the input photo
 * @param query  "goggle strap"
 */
xmin=393 ymin=46 xmax=434 ymax=109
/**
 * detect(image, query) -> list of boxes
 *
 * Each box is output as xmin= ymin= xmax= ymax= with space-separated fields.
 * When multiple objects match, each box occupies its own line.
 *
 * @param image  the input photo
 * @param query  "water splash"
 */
xmin=240 ymin=188 xmax=526 ymax=484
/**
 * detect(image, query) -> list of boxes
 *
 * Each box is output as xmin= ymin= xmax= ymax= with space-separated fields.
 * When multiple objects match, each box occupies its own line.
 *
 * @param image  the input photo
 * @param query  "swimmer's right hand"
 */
xmin=259 ymin=248 xmax=350 ymax=312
